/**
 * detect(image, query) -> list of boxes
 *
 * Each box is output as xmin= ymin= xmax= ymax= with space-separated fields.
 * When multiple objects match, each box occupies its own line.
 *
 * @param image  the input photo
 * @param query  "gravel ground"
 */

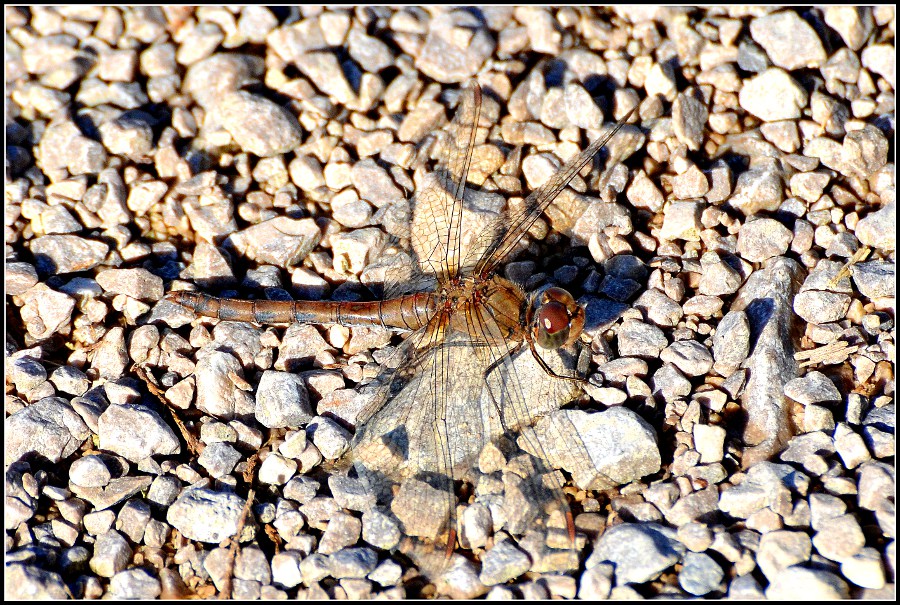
xmin=5 ymin=6 xmax=895 ymax=600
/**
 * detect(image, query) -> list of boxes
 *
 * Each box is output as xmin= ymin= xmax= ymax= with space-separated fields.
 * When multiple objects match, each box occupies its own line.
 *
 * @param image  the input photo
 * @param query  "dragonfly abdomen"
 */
xmin=166 ymin=291 xmax=437 ymax=330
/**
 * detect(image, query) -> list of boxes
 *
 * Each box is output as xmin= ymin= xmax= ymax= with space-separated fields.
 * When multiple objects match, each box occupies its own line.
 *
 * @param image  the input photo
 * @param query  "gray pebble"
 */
xmin=479 ymin=539 xmax=531 ymax=585
xmin=361 ymin=508 xmax=402 ymax=551
xmin=214 ymin=91 xmax=303 ymax=157
xmin=531 ymin=407 xmax=660 ymax=490
xmin=672 ymin=91 xmax=707 ymax=151
xmin=651 ymin=363 xmax=692 ymax=401
xmin=146 ymin=476 xmax=180 ymax=510
xmin=96 ymin=268 xmax=164 ymax=301
xmin=348 ymin=28 xmax=394 ymax=73
xmin=616 ymin=319 xmax=667 ymax=358
xmin=676 ymin=522 xmax=714 ymax=552
xmin=728 ymin=572 xmax=765 ymax=599
xmin=577 ymin=562 xmax=613 ymax=600
xmin=793 ymin=290 xmax=851 ymax=324
xmin=693 ymin=424 xmax=726 ymax=464
xmin=750 ymin=10 xmax=826 ymax=70
xmin=97 ymin=403 xmax=180 ymax=462
xmin=855 ymin=200 xmax=895 ymax=252
xmin=271 ymin=551 xmax=303 ymax=589
xmin=5 ymin=397 xmax=90 ymax=465
xmin=69 ymin=455 xmax=112 ymax=488
xmin=227 ymin=216 xmax=321 ymax=268
xmin=296 ymin=51 xmax=359 ymax=107
xmin=176 ymin=22 xmax=225 ymax=66
xmin=586 ymin=522 xmax=685 ymax=585
xmin=727 ymin=165 xmax=784 ymax=215
xmin=678 ymin=551 xmax=724 ymax=596
xmin=712 ymin=310 xmax=750 ymax=369
xmin=824 ymin=7 xmax=874 ymax=51
xmin=851 ymin=261 xmax=894 ymax=299
xmin=564 ymin=83 xmax=604 ymax=130
xmin=698 ymin=253 xmax=745 ymax=296
xmin=368 ymin=558 xmax=403 ymax=587
xmin=71 ymin=475 xmax=154 ymax=512
xmin=840 ymin=546 xmax=886 ymax=589
xmin=633 ymin=288 xmax=683 ymax=327
xmin=671 ymin=164 xmax=710 ymax=199
xmin=30 ymin=235 xmax=109 ymax=275
xmin=166 ymin=487 xmax=247 ymax=543
xmin=351 ymin=159 xmax=405 ymax=208
xmin=660 ymin=340 xmax=713 ymax=377
xmin=15 ymin=548 xmax=70 ymax=592
xmin=861 ymin=43 xmax=896 ymax=89
xmin=626 ymin=169 xmax=664 ymax=212
xmin=90 ymin=327 xmax=129 ymax=380
xmin=785 ymin=371 xmax=842 ymax=405
xmin=781 ymin=431 xmax=835 ymax=475
xmin=736 ymin=218 xmax=793 ymax=262
xmin=765 ymin=565 xmax=850 ymax=599
xmin=739 ymin=68 xmax=808 ymax=122
xmin=328 ymin=475 xmax=377 ymax=512
xmin=719 ymin=461 xmax=808 ymax=519
xmin=97 ymin=110 xmax=155 ymax=161
xmin=235 ymin=544 xmax=271 ymax=584
xmin=115 ymin=498 xmax=151 ymax=544
xmin=257 ymin=452 xmax=297 ymax=485
xmin=416 ymin=11 xmax=495 ymax=83
xmin=329 ymin=547 xmax=379 ymax=579
xmin=197 ymin=441 xmax=242 ymax=478
xmin=90 ymin=529 xmax=133 ymax=577
xmin=255 ymin=370 xmax=314 ymax=428
xmin=458 ymin=502 xmax=492 ymax=550
xmin=307 ymin=415 xmax=351 ymax=460
xmin=659 ymin=200 xmax=703 ymax=242
xmin=194 ymin=351 xmax=255 ymax=419
xmin=790 ymin=171 xmax=831 ymax=203
xmin=9 ymin=356 xmax=47 ymax=393
xmin=49 ymin=365 xmax=90 ymax=396
xmin=757 ymin=529 xmax=812 ymax=580
xmin=6 ymin=262 xmax=39 ymax=295
xmin=834 ymin=422 xmax=872 ymax=469
xmin=436 ymin=555 xmax=488 ymax=599
xmin=843 ymin=125 xmax=889 ymax=178
xmin=108 ymin=567 xmax=161 ymax=599
xmin=183 ymin=53 xmax=264 ymax=109
xmin=319 ymin=511 xmax=362 ymax=555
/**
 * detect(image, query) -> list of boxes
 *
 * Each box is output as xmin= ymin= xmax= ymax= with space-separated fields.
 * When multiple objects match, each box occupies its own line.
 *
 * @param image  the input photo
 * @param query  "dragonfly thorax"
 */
xmin=442 ymin=274 xmax=528 ymax=344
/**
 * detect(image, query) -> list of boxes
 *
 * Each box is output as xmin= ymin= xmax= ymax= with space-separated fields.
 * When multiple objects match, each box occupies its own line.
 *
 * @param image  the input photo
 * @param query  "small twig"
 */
xmin=133 ymin=365 xmax=204 ymax=455
xmin=827 ymin=246 xmax=871 ymax=289
xmin=218 ymin=452 xmax=261 ymax=599
xmin=795 ymin=340 xmax=859 ymax=368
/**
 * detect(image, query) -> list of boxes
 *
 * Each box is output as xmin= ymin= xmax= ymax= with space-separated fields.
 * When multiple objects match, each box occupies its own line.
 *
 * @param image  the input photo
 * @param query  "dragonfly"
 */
xmin=167 ymin=82 xmax=638 ymax=567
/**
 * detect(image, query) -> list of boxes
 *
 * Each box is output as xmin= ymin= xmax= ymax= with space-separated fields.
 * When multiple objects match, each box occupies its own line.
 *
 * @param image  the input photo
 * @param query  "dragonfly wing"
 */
xmin=464 ymin=107 xmax=639 ymax=276
xmin=349 ymin=314 xmax=491 ymax=544
xmin=410 ymin=83 xmax=483 ymax=283
xmin=462 ymin=299 xmax=622 ymax=561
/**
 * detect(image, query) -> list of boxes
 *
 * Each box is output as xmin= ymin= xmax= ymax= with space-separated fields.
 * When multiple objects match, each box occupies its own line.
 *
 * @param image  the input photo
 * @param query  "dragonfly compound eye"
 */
xmin=534 ymin=300 xmax=571 ymax=349
xmin=532 ymin=287 xmax=585 ymax=349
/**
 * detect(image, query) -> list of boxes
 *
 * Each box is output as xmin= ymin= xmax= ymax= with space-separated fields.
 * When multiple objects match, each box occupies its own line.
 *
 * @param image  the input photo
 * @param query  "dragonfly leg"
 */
xmin=482 ymin=339 xmax=526 ymax=378
xmin=526 ymin=338 xmax=587 ymax=384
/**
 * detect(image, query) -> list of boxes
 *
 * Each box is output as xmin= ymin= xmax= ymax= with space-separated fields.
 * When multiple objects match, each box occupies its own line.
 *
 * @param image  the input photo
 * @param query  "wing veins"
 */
xmin=472 ymin=106 xmax=637 ymax=276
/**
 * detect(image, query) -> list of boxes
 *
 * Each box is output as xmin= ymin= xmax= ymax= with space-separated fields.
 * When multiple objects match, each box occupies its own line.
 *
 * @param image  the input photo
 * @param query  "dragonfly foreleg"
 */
xmin=525 ymin=338 xmax=588 ymax=384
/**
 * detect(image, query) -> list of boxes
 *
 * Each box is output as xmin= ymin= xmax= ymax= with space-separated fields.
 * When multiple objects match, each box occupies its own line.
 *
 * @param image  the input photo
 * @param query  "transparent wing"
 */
xmin=464 ymin=107 xmax=638 ymax=277
xmin=460 ymin=303 xmax=587 ymax=536
xmin=410 ymin=83 xmax=483 ymax=284
xmin=348 ymin=312 xmax=491 ymax=548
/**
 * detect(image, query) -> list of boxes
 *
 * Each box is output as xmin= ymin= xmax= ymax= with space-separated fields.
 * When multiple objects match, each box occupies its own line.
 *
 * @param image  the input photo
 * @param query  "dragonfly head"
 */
xmin=531 ymin=287 xmax=585 ymax=350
